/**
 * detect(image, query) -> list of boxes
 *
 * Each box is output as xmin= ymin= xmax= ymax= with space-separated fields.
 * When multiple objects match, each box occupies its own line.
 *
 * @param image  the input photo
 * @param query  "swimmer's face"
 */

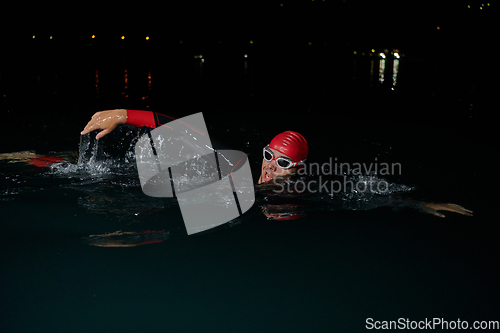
xmin=259 ymin=147 xmax=297 ymax=184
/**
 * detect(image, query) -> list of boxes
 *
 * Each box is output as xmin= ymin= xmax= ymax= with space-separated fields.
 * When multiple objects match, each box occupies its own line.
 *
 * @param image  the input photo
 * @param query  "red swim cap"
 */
xmin=269 ymin=131 xmax=308 ymax=162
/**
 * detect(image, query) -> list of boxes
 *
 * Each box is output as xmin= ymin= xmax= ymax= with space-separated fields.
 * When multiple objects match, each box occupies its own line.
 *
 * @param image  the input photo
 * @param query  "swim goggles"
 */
xmin=263 ymin=145 xmax=306 ymax=169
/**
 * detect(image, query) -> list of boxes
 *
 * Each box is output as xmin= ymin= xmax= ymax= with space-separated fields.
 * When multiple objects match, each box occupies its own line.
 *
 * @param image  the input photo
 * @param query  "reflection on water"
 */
xmin=122 ymin=68 xmax=128 ymax=98
xmin=194 ymin=55 xmax=204 ymax=78
xmin=95 ymin=69 xmax=99 ymax=98
xmin=379 ymin=58 xmax=386 ymax=84
xmin=392 ymin=58 xmax=399 ymax=87
xmin=352 ymin=50 xmax=401 ymax=90
xmin=82 ymin=50 xmax=404 ymax=108
xmin=147 ymin=69 xmax=152 ymax=90
xmin=0 ymin=47 xmax=407 ymax=120
xmin=93 ymin=66 xmax=154 ymax=107
xmin=377 ymin=53 xmax=399 ymax=88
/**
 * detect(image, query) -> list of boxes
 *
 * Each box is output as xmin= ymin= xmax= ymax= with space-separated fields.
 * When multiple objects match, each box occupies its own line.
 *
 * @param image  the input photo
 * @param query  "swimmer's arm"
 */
xmin=417 ymin=201 xmax=473 ymax=218
xmin=374 ymin=196 xmax=473 ymax=217
xmin=81 ymin=109 xmax=156 ymax=140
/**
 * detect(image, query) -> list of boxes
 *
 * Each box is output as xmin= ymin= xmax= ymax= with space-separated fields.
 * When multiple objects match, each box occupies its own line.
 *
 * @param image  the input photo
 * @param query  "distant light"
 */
xmin=379 ymin=52 xmax=386 ymax=59
xmin=91 ymin=35 xmax=95 ymax=39
xmin=244 ymin=54 xmax=248 ymax=58
xmin=467 ymin=4 xmax=470 ymax=8
xmin=437 ymin=26 xmax=440 ymax=30
xmin=394 ymin=52 xmax=400 ymax=59
xmin=179 ymin=40 xmax=183 ymax=44
xmin=371 ymin=48 xmax=375 ymax=53
xmin=249 ymin=40 xmax=254 ymax=44
xmin=121 ymin=36 xmax=125 ymax=40
xmin=308 ymin=41 xmax=312 ymax=46
xmin=145 ymin=36 xmax=150 ymax=40
xmin=353 ymin=51 xmax=357 ymax=55
xmin=49 ymin=36 xmax=53 ymax=40
xmin=279 ymin=3 xmax=284 ymax=6
xmin=201 ymin=58 xmax=205 ymax=63
xmin=32 ymin=35 xmax=35 ymax=39
xmin=487 ymin=3 xmax=490 ymax=6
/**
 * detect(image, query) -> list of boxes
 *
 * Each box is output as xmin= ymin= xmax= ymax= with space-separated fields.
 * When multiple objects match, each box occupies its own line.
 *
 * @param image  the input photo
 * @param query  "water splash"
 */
xmin=48 ymin=126 xmax=143 ymax=182
xmin=255 ymin=172 xmax=417 ymax=216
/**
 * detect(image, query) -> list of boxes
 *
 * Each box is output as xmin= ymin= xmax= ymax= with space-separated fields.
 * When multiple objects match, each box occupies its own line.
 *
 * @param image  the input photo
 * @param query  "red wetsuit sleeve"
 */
xmin=126 ymin=109 xmax=177 ymax=129
xmin=126 ymin=110 xmax=157 ymax=128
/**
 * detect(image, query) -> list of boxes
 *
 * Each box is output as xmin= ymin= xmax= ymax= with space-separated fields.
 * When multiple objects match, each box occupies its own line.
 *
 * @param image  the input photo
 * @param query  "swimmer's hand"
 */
xmin=81 ymin=109 xmax=127 ymax=140
xmin=419 ymin=202 xmax=473 ymax=218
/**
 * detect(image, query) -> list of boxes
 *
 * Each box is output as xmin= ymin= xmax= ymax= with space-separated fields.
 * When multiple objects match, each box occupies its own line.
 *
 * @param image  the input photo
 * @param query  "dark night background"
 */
xmin=0 ymin=1 xmax=498 ymax=332
xmin=1 ymin=0 xmax=494 ymax=153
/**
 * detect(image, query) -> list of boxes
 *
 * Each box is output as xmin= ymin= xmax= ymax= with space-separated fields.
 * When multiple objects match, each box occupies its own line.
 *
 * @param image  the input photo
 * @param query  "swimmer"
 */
xmin=80 ymin=109 xmax=304 ymax=185
xmin=81 ymin=109 xmax=473 ymax=218
xmin=258 ymin=130 xmax=308 ymax=184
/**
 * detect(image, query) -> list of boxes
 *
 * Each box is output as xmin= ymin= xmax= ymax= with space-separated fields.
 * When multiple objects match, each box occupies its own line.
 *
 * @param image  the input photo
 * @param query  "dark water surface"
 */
xmin=0 ymin=40 xmax=497 ymax=332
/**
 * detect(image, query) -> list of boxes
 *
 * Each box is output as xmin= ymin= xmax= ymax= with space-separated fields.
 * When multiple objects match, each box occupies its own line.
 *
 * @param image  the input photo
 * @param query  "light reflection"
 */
xmin=379 ymin=59 xmax=385 ymax=84
xmin=86 ymin=49 xmax=402 ymax=104
xmin=392 ymin=59 xmax=399 ymax=87
xmin=94 ymin=68 xmax=154 ymax=103
xmin=378 ymin=57 xmax=400 ymax=88
xmin=122 ymin=69 xmax=129 ymax=98
xmin=369 ymin=59 xmax=374 ymax=88
xmin=95 ymin=69 xmax=99 ymax=97
xmin=194 ymin=56 xmax=204 ymax=78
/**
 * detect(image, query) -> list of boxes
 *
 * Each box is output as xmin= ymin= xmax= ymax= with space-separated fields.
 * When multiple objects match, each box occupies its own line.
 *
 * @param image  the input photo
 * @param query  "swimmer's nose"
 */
xmin=267 ymin=159 xmax=278 ymax=170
